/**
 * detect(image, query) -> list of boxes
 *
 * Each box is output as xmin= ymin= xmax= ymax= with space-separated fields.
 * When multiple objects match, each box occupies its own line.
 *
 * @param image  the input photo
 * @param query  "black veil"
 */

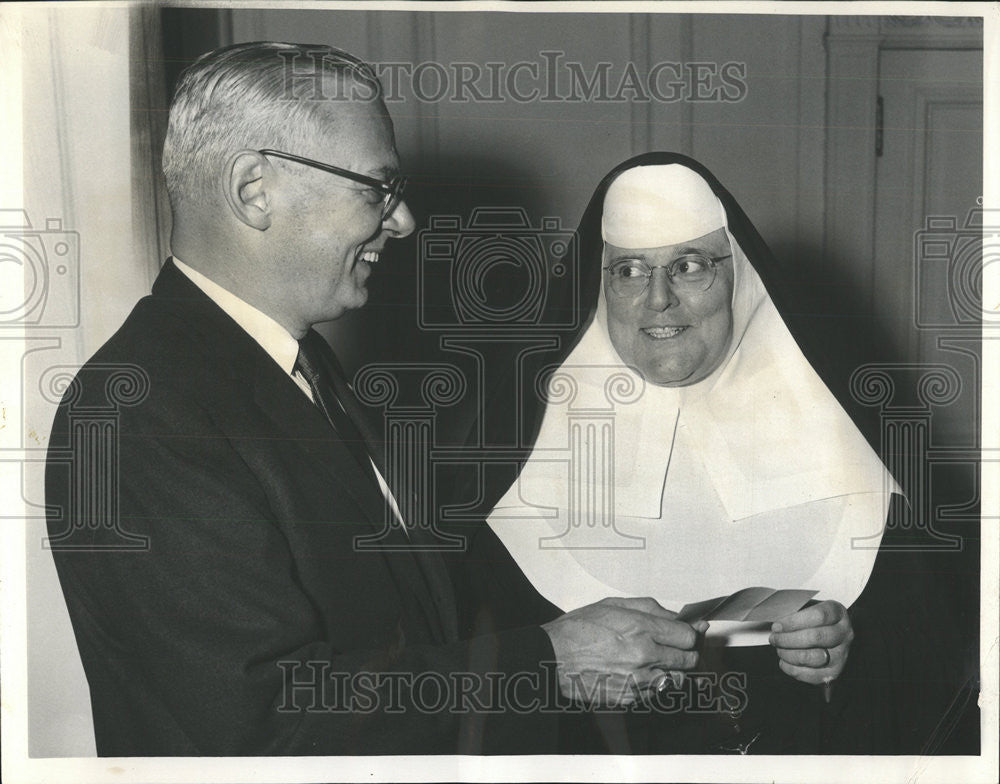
xmin=446 ymin=152 xmax=977 ymax=754
xmin=482 ymin=151 xmax=870 ymax=500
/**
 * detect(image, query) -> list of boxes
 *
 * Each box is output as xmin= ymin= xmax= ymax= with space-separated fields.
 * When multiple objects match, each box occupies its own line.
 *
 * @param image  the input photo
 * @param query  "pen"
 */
xmin=822 ymin=678 xmax=833 ymax=704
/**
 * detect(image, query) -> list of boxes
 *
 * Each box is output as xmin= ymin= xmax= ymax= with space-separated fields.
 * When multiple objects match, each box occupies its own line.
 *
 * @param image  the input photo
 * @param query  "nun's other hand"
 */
xmin=768 ymin=600 xmax=853 ymax=685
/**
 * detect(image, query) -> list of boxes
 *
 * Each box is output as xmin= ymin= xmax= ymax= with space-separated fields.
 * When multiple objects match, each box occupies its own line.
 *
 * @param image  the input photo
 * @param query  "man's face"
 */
xmin=604 ymin=227 xmax=734 ymax=387
xmin=269 ymin=96 xmax=414 ymax=331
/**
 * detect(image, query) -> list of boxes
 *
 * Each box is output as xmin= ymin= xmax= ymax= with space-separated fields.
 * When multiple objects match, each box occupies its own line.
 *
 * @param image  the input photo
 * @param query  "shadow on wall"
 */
xmin=161 ymin=8 xmax=227 ymax=94
xmin=767 ymin=234 xmax=896 ymax=442
xmin=767 ymin=234 xmax=980 ymax=755
xmin=324 ymin=151 xmax=565 ymax=447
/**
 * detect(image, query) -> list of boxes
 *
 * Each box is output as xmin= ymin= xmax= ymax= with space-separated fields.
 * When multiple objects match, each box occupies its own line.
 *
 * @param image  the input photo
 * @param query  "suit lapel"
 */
xmin=250 ymin=355 xmax=390 ymax=525
xmin=152 ymin=260 xmax=452 ymax=643
xmin=252 ymin=356 xmax=456 ymax=643
xmin=308 ymin=331 xmax=460 ymax=643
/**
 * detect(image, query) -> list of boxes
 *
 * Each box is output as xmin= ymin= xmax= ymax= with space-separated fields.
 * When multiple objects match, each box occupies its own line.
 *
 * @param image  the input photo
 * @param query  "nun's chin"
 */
xmin=642 ymin=363 xmax=711 ymax=388
xmin=648 ymin=373 xmax=698 ymax=388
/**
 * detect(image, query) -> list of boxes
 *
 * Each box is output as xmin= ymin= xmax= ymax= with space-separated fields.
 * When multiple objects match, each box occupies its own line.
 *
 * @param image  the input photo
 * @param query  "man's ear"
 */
xmin=223 ymin=151 xmax=272 ymax=230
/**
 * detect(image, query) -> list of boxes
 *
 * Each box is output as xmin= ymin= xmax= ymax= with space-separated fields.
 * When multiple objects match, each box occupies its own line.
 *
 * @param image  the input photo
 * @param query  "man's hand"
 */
xmin=541 ymin=596 xmax=706 ymax=707
xmin=769 ymin=600 xmax=854 ymax=685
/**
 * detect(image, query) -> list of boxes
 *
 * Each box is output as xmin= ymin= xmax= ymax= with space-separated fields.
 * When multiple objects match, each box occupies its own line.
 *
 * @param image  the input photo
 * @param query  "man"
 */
xmin=44 ymin=42 xmax=703 ymax=756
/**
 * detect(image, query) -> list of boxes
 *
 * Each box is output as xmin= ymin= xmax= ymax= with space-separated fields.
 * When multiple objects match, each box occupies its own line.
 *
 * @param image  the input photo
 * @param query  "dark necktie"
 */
xmin=294 ymin=330 xmax=458 ymax=642
xmin=294 ymin=332 xmax=381 ymax=484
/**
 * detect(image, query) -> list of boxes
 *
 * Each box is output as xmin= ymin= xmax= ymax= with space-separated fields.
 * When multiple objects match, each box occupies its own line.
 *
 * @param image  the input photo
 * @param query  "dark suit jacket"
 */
xmin=45 ymin=259 xmax=558 ymax=756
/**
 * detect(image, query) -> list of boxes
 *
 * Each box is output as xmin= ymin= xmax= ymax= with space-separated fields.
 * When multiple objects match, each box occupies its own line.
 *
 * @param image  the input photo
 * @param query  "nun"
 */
xmin=465 ymin=154 xmax=924 ymax=754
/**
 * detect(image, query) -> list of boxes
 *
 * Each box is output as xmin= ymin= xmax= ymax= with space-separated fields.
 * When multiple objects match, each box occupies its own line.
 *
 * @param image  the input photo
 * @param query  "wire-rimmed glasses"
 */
xmin=603 ymin=253 xmax=732 ymax=298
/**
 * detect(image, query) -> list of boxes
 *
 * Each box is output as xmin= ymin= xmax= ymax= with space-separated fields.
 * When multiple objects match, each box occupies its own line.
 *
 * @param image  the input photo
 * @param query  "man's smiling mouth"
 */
xmin=641 ymin=325 xmax=688 ymax=339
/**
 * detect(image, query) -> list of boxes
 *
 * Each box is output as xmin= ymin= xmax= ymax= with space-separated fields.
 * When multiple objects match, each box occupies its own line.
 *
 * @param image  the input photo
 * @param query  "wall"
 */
xmin=225 ymin=10 xmax=828 ymax=260
xmin=222 ymin=9 xmax=831 ymax=429
xmin=12 ymin=4 xmax=151 ymax=758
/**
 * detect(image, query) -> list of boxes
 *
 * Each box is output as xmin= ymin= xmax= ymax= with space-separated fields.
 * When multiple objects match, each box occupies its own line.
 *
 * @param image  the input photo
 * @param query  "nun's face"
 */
xmin=603 ymin=227 xmax=734 ymax=386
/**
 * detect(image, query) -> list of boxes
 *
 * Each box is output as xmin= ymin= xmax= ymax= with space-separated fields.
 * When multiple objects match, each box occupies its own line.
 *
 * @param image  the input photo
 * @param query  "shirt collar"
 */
xmin=172 ymin=256 xmax=300 ymax=376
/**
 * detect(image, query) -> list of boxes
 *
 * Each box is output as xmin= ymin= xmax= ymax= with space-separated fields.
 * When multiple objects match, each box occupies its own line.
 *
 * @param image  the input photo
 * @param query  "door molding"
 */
xmin=823 ymin=15 xmax=983 ymax=270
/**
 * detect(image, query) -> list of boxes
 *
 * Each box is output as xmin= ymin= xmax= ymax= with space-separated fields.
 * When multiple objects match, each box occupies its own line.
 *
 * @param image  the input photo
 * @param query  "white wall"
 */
xmin=12 ymin=3 xmax=150 ymax=758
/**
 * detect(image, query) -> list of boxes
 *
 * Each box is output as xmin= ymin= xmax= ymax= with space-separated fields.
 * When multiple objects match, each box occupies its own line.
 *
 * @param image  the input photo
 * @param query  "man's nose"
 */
xmin=644 ymin=268 xmax=680 ymax=311
xmin=383 ymin=199 xmax=416 ymax=238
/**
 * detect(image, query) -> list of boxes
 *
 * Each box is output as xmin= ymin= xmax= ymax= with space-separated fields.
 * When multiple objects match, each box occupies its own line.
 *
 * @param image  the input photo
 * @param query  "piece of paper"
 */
xmin=676 ymin=587 xmax=817 ymax=623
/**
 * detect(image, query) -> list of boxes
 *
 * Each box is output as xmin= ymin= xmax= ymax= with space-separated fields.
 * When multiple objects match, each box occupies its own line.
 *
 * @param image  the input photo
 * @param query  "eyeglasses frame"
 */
xmin=258 ymin=148 xmax=408 ymax=221
xmin=602 ymin=253 xmax=733 ymax=297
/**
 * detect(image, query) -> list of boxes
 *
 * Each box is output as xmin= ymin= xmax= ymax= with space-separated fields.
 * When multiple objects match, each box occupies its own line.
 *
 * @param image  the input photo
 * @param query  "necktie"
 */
xmin=294 ymin=332 xmax=382 ymax=484
xmin=294 ymin=330 xmax=458 ymax=642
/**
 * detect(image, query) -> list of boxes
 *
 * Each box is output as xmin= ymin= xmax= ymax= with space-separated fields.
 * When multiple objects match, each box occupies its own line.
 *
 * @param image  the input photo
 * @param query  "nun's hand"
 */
xmin=542 ymin=596 xmax=707 ymax=706
xmin=768 ymin=600 xmax=853 ymax=685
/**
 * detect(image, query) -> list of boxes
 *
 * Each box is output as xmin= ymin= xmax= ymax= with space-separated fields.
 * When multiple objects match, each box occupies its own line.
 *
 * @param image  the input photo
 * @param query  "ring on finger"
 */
xmin=818 ymin=647 xmax=831 ymax=667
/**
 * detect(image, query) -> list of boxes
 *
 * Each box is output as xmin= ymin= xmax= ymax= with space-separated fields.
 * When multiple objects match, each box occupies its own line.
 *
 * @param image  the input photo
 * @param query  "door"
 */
xmin=874 ymin=48 xmax=983 ymax=451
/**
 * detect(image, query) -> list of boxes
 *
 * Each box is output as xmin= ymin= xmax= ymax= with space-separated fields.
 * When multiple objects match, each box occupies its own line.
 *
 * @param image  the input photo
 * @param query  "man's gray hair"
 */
xmin=161 ymin=41 xmax=381 ymax=210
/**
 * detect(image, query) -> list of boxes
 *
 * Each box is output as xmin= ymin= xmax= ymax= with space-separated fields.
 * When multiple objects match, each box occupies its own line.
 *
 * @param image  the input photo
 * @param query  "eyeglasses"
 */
xmin=602 ymin=253 xmax=732 ymax=298
xmin=258 ymin=149 xmax=408 ymax=221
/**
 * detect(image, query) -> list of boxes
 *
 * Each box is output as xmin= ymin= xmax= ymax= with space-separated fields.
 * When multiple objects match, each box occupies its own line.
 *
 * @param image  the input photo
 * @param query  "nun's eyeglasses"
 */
xmin=258 ymin=149 xmax=407 ymax=221
xmin=603 ymin=254 xmax=731 ymax=298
